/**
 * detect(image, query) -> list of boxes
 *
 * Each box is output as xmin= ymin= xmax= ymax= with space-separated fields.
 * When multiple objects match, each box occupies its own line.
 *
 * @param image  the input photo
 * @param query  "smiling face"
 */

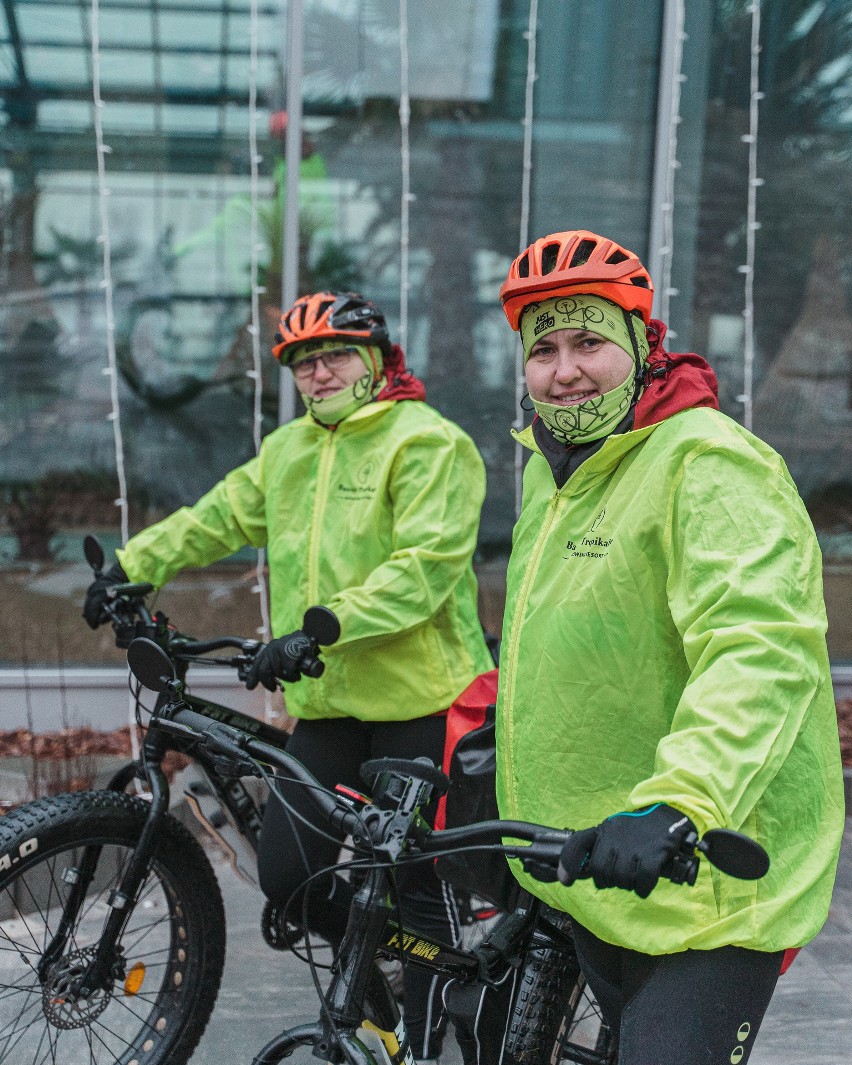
xmin=524 ymin=327 xmax=634 ymax=405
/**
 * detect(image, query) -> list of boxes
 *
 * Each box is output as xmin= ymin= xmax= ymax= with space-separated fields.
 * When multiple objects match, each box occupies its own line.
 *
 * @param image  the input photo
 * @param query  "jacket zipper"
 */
xmin=308 ymin=432 xmax=335 ymax=603
xmin=502 ymin=491 xmax=563 ymax=819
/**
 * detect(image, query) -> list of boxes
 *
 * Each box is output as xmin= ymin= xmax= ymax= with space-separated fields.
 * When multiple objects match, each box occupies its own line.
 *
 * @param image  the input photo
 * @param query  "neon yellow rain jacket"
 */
xmin=497 ymin=405 xmax=844 ymax=954
xmin=118 ymin=400 xmax=493 ymax=721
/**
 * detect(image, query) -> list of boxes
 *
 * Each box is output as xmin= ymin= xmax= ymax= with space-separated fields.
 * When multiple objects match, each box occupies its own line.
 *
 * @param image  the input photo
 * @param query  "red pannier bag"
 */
xmin=433 ymin=670 xmax=516 ymax=909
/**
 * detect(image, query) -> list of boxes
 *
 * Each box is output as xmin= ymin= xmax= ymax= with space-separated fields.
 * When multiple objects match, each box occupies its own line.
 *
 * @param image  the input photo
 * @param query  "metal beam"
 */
xmin=1 ymin=82 xmax=268 ymax=107
xmin=3 ymin=37 xmax=277 ymax=59
xmin=0 ymin=125 xmax=272 ymax=172
xmin=2 ymin=0 xmax=28 ymax=87
xmin=10 ymin=0 xmax=279 ymax=15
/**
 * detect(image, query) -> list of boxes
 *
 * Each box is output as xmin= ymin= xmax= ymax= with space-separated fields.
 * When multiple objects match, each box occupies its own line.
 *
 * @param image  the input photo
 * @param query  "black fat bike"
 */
xmin=0 ymin=538 xmax=768 ymax=1065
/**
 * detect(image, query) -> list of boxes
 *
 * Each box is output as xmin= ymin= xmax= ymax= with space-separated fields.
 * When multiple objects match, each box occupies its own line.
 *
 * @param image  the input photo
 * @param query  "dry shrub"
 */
xmin=0 ymin=726 xmax=190 ymax=815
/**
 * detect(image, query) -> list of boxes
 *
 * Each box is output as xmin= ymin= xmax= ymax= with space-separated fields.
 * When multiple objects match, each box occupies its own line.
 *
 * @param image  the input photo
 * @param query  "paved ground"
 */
xmin=188 ymin=821 xmax=852 ymax=1064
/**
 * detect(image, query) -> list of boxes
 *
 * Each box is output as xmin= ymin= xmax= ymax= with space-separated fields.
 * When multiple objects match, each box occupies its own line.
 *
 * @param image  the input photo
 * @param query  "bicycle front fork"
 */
xmin=40 ymin=730 xmax=172 ymax=997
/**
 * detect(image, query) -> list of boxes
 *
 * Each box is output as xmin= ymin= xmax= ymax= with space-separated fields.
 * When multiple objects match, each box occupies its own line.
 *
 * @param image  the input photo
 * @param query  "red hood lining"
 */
xmin=375 ymin=344 xmax=426 ymax=403
xmin=632 ymin=319 xmax=719 ymax=429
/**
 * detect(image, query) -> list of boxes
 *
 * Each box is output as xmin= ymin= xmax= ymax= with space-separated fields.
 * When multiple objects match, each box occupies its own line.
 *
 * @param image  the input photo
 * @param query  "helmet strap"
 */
xmin=622 ymin=308 xmax=649 ymax=399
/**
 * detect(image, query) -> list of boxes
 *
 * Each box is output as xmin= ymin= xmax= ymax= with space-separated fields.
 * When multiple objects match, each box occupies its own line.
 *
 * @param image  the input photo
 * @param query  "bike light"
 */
xmin=124 ymin=963 xmax=146 ymax=996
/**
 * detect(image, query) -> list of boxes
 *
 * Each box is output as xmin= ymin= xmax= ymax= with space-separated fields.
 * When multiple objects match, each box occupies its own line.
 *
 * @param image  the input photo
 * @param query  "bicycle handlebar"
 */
xmin=157 ymin=706 xmax=769 ymax=891
xmin=86 ymin=534 xmax=336 ymax=686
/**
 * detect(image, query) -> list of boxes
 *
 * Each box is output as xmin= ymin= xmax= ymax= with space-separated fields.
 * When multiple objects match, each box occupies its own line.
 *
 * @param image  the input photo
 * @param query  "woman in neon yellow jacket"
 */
xmin=84 ymin=291 xmax=493 ymax=1061
xmin=496 ymin=231 xmax=844 ymax=1065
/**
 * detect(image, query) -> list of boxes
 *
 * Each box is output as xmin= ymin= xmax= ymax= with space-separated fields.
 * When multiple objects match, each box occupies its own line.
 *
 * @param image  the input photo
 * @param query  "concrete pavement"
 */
xmin=188 ymin=821 xmax=852 ymax=1064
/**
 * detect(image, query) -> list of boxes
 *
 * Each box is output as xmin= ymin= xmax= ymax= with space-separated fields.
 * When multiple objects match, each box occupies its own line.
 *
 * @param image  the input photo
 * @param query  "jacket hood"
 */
xmin=634 ymin=320 xmax=719 ymax=429
xmin=375 ymin=343 xmax=426 ymax=402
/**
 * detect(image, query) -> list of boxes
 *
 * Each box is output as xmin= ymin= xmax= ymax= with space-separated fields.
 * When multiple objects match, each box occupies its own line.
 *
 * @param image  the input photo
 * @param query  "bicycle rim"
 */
xmin=562 ymin=975 xmax=615 ymax=1064
xmin=0 ymin=796 xmax=223 ymax=1064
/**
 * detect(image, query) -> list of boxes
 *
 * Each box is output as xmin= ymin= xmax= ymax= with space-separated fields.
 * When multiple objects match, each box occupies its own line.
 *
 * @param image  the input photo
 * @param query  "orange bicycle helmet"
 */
xmin=272 ymin=291 xmax=391 ymax=363
xmin=500 ymin=230 xmax=654 ymax=329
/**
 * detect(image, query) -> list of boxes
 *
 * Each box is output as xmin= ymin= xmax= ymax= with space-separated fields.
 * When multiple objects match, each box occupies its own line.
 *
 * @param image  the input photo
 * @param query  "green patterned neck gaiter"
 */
xmin=531 ymin=364 xmax=636 ymax=445
xmin=521 ymin=294 xmax=648 ymax=445
xmin=297 ymin=343 xmax=384 ymax=426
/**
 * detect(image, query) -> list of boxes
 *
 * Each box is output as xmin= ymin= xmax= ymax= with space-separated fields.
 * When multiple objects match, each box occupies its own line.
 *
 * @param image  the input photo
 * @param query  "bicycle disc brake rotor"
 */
xmin=42 ymin=946 xmax=112 ymax=1029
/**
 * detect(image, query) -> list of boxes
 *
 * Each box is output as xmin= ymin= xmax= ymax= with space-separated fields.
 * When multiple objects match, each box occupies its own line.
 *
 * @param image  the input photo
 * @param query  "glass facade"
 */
xmin=1 ymin=0 xmax=850 ymax=667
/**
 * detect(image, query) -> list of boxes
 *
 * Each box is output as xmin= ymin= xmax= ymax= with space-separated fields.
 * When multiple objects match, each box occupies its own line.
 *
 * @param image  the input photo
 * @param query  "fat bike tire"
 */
xmin=503 ymin=907 xmax=615 ymax=1065
xmin=0 ymin=790 xmax=226 ymax=1065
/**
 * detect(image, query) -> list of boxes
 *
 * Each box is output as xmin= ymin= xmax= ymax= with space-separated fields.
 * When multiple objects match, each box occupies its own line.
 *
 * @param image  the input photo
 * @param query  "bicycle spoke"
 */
xmin=108 ymin=988 xmax=166 ymax=1031
xmin=0 ymin=976 xmax=41 ymax=1003
xmin=120 ymin=910 xmax=174 ymax=956
xmin=36 ymin=1019 xmax=59 ymax=1065
xmin=88 ymin=1004 xmax=151 ymax=1057
xmin=0 ymin=994 xmax=48 ymax=1061
xmin=82 ymin=1018 xmax=99 ymax=1065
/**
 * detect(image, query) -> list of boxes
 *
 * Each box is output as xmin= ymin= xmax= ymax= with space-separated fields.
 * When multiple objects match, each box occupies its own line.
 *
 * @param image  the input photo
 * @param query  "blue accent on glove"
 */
xmin=557 ymin=803 xmax=696 ymax=899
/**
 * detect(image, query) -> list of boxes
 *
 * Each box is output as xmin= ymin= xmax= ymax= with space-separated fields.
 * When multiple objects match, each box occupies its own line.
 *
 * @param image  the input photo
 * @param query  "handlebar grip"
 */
xmin=169 ymin=706 xmax=221 ymax=736
xmin=299 ymin=655 xmax=325 ymax=679
xmin=108 ymin=581 xmax=155 ymax=598
xmin=665 ymin=848 xmax=699 ymax=886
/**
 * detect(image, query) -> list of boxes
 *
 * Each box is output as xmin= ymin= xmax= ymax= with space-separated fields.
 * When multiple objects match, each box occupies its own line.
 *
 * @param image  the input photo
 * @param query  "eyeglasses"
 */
xmin=290 ymin=347 xmax=360 ymax=379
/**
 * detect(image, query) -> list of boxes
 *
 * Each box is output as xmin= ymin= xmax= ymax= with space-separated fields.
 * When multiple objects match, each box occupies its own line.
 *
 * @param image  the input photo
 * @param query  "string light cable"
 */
xmin=90 ymin=0 xmax=129 ymax=547
xmin=737 ymin=2 xmax=763 ymax=431
xmin=91 ymin=0 xmax=143 ymax=776
xmin=398 ymin=0 xmax=412 ymax=352
xmin=248 ymin=0 xmax=274 ymax=720
xmin=657 ymin=0 xmax=686 ymax=334
xmin=514 ymin=0 xmax=539 ymax=517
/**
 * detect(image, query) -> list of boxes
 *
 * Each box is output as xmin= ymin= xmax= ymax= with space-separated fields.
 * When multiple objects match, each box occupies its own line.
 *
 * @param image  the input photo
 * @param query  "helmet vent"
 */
xmin=569 ymin=239 xmax=597 ymax=268
xmin=630 ymin=276 xmax=651 ymax=288
xmin=605 ymin=250 xmax=628 ymax=264
xmin=517 ymin=253 xmax=530 ymax=278
xmin=541 ymin=243 xmax=560 ymax=275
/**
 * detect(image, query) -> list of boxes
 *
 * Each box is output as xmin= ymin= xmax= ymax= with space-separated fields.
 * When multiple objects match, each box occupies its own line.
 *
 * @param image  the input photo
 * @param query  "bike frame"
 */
xmin=64 ymin=540 xmax=759 ymax=1065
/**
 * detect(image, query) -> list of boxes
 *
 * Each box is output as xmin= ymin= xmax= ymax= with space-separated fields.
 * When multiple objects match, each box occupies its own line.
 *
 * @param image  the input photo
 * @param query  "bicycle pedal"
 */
xmin=261 ymin=899 xmax=304 ymax=951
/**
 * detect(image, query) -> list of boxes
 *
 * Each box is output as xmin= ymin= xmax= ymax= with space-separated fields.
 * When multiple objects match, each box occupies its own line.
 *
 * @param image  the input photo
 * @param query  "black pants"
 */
xmin=570 ymin=918 xmax=783 ymax=1065
xmin=257 ymin=715 xmax=459 ymax=1060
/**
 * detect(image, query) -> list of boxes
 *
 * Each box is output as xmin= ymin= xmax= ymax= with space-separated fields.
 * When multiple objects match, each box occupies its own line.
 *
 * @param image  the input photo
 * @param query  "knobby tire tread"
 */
xmin=504 ymin=930 xmax=614 ymax=1065
xmin=0 ymin=789 xmax=226 ymax=1065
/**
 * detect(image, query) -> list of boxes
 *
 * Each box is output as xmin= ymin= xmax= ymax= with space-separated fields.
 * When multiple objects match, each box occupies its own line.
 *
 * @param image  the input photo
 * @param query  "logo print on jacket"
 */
xmin=338 ymin=460 xmax=377 ymax=499
xmin=564 ymin=508 xmax=612 ymax=560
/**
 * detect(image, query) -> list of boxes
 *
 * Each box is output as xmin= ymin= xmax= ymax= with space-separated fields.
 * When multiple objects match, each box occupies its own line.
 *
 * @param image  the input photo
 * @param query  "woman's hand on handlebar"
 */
xmin=83 ymin=560 xmax=129 ymax=628
xmin=557 ymin=803 xmax=697 ymax=899
xmin=245 ymin=630 xmax=322 ymax=691
xmin=245 ymin=608 xmax=341 ymax=690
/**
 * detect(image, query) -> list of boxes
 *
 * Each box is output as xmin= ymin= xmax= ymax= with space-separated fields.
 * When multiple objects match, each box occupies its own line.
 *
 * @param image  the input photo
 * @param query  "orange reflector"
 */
xmin=124 ymin=963 xmax=146 ymax=996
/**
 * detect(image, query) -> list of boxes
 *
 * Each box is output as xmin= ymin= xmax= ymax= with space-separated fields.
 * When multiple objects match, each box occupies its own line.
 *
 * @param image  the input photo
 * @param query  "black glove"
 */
xmin=557 ymin=803 xmax=696 ymax=899
xmin=245 ymin=630 xmax=316 ymax=691
xmin=82 ymin=561 xmax=128 ymax=629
